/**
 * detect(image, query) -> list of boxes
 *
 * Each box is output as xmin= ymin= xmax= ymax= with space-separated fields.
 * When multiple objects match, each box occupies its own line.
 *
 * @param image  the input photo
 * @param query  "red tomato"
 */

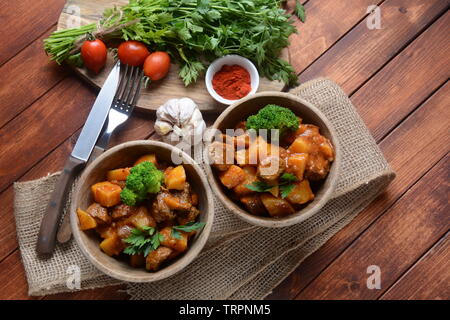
xmin=80 ymin=39 xmax=107 ymax=73
xmin=143 ymin=52 xmax=171 ymax=81
xmin=118 ymin=41 xmax=150 ymax=66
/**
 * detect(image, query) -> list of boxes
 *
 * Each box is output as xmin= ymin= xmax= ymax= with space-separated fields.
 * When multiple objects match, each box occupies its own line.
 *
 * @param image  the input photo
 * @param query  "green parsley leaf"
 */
xmin=173 ymin=221 xmax=206 ymax=233
xmin=294 ymin=2 xmax=306 ymax=23
xmin=280 ymin=173 xmax=298 ymax=183
xmin=280 ymin=184 xmax=296 ymax=199
xmin=245 ymin=181 xmax=274 ymax=193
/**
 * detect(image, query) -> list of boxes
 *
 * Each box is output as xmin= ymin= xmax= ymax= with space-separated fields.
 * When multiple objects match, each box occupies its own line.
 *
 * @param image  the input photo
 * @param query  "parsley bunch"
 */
xmin=245 ymin=172 xmax=298 ymax=198
xmin=44 ymin=0 xmax=306 ymax=86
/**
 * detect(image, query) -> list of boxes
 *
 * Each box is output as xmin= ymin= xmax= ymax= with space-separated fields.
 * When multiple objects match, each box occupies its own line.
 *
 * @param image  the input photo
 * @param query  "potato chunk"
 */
xmin=86 ymin=202 xmax=111 ymax=225
xmin=163 ymin=194 xmax=192 ymax=211
xmin=285 ymin=153 xmax=308 ymax=180
xmin=91 ymin=181 xmax=122 ymax=207
xmin=99 ymin=236 xmax=124 ymax=256
xmin=288 ymin=136 xmax=313 ymax=154
xmin=133 ymin=154 xmax=157 ymax=166
xmin=159 ymin=227 xmax=189 ymax=252
xmin=285 ymin=180 xmax=315 ymax=205
xmin=146 ymin=246 xmax=174 ymax=271
xmin=248 ymin=136 xmax=281 ymax=164
xmin=126 ymin=206 xmax=156 ymax=230
xmin=77 ymin=208 xmax=97 ymax=230
xmin=219 ymin=165 xmax=246 ymax=189
xmin=260 ymin=194 xmax=295 ymax=217
xmin=235 ymin=149 xmax=250 ymax=166
xmin=208 ymin=141 xmax=234 ymax=171
xmin=165 ymin=165 xmax=186 ymax=190
xmin=233 ymin=166 xmax=258 ymax=196
xmin=106 ymin=168 xmax=131 ymax=181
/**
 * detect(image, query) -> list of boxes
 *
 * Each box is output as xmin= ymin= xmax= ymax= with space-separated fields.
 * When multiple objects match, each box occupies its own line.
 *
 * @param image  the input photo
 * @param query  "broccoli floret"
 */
xmin=120 ymin=161 xmax=164 ymax=206
xmin=246 ymin=104 xmax=299 ymax=138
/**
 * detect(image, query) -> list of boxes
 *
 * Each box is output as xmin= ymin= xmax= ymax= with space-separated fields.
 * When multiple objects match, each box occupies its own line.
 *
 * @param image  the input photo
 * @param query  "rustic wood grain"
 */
xmin=296 ymin=154 xmax=450 ymax=299
xmin=0 ymin=78 xmax=95 ymax=194
xmin=268 ymin=81 xmax=450 ymax=299
xmin=351 ymin=11 xmax=450 ymax=141
xmin=56 ymin=0 xmax=287 ymax=112
xmin=0 ymin=29 xmax=68 ymax=129
xmin=298 ymin=0 xmax=450 ymax=94
xmin=381 ymin=232 xmax=450 ymax=300
xmin=288 ymin=0 xmax=385 ymax=73
xmin=0 ymin=251 xmax=40 ymax=300
xmin=0 ymin=0 xmax=66 ymax=66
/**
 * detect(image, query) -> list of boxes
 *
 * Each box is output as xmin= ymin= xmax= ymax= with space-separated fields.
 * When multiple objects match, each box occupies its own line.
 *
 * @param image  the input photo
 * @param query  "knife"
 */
xmin=36 ymin=62 xmax=121 ymax=256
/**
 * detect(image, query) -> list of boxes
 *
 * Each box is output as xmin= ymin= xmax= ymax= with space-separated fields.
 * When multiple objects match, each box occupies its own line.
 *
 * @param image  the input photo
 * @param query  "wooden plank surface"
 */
xmin=381 ymin=232 xmax=450 ymax=300
xmin=0 ymin=0 xmax=449 ymax=300
xmin=296 ymin=153 xmax=450 ymax=299
xmin=298 ymin=0 xmax=450 ymax=94
xmin=0 ymin=0 xmax=66 ymax=66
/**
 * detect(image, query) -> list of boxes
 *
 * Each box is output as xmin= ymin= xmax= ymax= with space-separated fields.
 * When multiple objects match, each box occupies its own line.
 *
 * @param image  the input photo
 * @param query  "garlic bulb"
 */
xmin=154 ymin=98 xmax=206 ymax=146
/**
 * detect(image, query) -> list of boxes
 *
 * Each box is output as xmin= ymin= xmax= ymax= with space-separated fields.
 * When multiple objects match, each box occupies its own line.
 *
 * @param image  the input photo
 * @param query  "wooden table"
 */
xmin=0 ymin=0 xmax=448 ymax=300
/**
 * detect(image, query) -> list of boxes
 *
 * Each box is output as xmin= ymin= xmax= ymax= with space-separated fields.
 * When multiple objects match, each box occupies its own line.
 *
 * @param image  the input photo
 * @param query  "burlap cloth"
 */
xmin=14 ymin=78 xmax=395 ymax=299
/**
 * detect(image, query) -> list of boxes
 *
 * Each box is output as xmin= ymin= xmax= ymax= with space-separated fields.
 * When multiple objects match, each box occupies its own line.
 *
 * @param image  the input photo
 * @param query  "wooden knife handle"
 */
xmin=36 ymin=156 xmax=84 ymax=256
xmin=56 ymin=146 xmax=105 ymax=244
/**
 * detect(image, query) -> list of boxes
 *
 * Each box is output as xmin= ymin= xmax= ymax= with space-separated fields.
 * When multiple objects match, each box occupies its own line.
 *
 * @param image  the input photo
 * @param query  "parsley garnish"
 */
xmin=171 ymin=222 xmax=206 ymax=240
xmin=245 ymin=173 xmax=298 ymax=198
xmin=123 ymin=222 xmax=206 ymax=256
xmin=122 ymin=226 xmax=164 ymax=257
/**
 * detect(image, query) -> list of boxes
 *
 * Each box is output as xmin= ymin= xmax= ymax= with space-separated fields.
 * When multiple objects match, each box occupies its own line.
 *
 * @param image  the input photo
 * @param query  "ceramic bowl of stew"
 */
xmin=71 ymin=140 xmax=214 ymax=282
xmin=204 ymin=91 xmax=341 ymax=228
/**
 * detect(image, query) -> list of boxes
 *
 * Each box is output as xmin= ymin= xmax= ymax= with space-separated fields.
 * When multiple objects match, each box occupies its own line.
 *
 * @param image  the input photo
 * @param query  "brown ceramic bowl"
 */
xmin=71 ymin=140 xmax=214 ymax=282
xmin=205 ymin=91 xmax=341 ymax=228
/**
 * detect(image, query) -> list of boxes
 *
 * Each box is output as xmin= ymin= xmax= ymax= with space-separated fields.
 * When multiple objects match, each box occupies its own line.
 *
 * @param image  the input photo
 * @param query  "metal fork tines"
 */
xmin=96 ymin=64 xmax=143 ymax=149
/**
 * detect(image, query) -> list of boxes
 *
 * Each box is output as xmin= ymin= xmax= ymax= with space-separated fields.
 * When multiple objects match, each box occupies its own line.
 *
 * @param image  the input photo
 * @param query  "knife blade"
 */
xmin=36 ymin=62 xmax=121 ymax=256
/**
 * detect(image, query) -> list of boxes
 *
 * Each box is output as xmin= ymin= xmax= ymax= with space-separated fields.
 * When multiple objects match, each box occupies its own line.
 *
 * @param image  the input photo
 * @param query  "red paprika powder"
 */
xmin=212 ymin=64 xmax=251 ymax=100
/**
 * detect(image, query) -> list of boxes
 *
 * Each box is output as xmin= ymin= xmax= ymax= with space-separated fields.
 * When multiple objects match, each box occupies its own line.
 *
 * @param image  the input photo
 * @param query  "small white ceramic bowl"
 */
xmin=205 ymin=55 xmax=259 ymax=105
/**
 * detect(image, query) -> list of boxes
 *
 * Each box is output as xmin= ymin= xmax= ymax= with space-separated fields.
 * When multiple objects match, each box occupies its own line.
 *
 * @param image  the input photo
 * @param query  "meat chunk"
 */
xmin=86 ymin=203 xmax=111 ymax=225
xmin=145 ymin=246 xmax=174 ymax=271
xmin=111 ymin=204 xmax=135 ymax=220
xmin=177 ymin=206 xmax=201 ymax=225
xmin=150 ymin=191 xmax=176 ymax=223
xmin=168 ymin=182 xmax=193 ymax=212
xmin=240 ymin=195 xmax=267 ymax=215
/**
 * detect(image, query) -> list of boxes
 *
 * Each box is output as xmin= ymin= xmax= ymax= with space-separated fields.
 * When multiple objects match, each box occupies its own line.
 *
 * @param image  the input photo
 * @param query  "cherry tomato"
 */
xmin=80 ymin=39 xmax=107 ymax=73
xmin=143 ymin=52 xmax=171 ymax=81
xmin=118 ymin=41 xmax=150 ymax=66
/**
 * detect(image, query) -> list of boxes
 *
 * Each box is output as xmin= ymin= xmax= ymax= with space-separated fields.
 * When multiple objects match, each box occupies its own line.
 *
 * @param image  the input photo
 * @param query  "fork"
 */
xmin=56 ymin=64 xmax=144 ymax=243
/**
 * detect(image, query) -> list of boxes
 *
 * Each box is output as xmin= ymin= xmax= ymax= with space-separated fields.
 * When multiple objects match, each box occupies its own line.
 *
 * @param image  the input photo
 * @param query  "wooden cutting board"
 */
xmin=57 ymin=0 xmax=290 ymax=112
